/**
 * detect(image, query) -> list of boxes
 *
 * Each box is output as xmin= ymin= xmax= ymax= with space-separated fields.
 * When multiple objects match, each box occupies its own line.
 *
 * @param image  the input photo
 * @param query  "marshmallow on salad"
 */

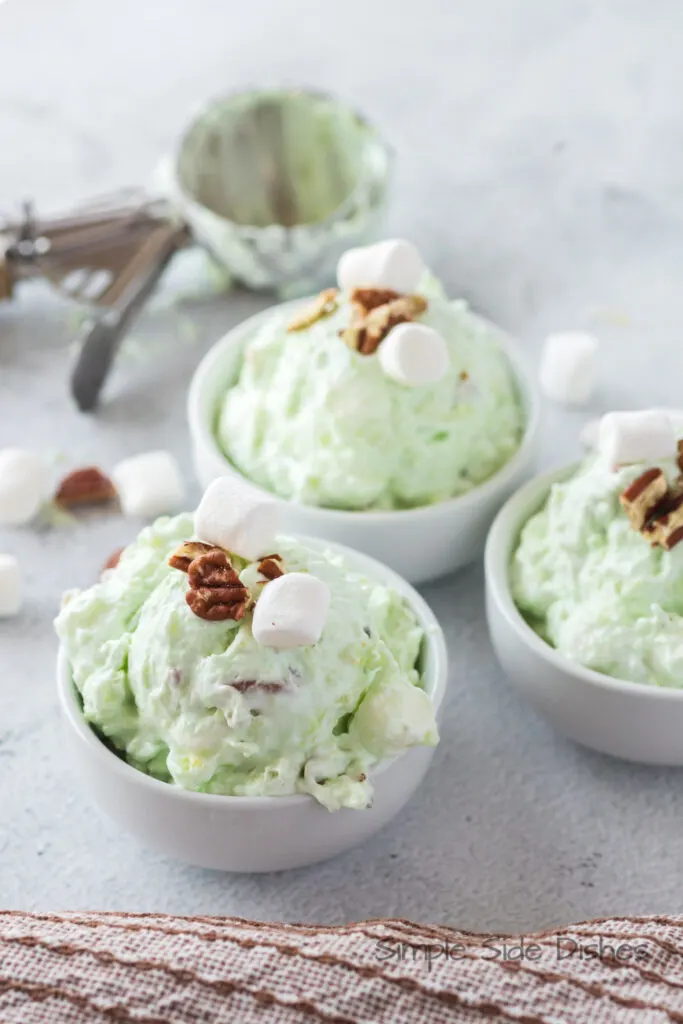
xmin=337 ymin=239 xmax=423 ymax=295
xmin=598 ymin=410 xmax=677 ymax=467
xmin=378 ymin=322 xmax=449 ymax=387
xmin=252 ymin=572 xmax=331 ymax=649
xmin=195 ymin=476 xmax=279 ymax=561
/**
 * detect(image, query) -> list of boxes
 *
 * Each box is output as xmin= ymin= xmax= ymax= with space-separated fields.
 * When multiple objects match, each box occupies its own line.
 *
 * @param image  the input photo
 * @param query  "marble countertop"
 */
xmin=2 ymin=0 xmax=683 ymax=932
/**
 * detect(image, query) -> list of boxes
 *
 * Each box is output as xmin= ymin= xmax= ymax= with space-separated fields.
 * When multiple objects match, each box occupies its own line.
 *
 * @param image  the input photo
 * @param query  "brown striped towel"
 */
xmin=1 ymin=911 xmax=683 ymax=1022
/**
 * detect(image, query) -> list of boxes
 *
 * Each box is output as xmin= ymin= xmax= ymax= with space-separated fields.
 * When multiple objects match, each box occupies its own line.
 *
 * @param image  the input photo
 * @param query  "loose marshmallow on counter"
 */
xmin=195 ymin=476 xmax=279 ymax=561
xmin=0 ymin=448 xmax=45 ymax=526
xmin=0 ymin=555 xmax=21 ymax=617
xmin=539 ymin=331 xmax=599 ymax=405
xmin=112 ymin=451 xmax=185 ymax=517
xmin=378 ymin=323 xmax=449 ymax=387
xmin=252 ymin=572 xmax=331 ymax=649
xmin=598 ymin=410 xmax=677 ymax=467
xmin=337 ymin=239 xmax=423 ymax=294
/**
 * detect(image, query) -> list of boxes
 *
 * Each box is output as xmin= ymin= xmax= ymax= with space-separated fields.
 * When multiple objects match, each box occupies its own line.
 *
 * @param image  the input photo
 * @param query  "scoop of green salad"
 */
xmin=55 ymin=514 xmax=438 ymax=811
xmin=217 ymin=282 xmax=524 ymax=510
xmin=512 ymin=451 xmax=683 ymax=688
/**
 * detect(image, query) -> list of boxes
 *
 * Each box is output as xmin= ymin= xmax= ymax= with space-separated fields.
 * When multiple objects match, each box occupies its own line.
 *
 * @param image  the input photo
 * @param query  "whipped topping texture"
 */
xmin=512 ymin=452 xmax=683 ymax=687
xmin=217 ymin=281 xmax=525 ymax=510
xmin=55 ymin=514 xmax=438 ymax=810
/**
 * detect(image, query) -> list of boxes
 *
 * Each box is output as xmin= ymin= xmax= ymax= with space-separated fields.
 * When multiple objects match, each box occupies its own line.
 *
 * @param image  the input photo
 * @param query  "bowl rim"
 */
xmin=187 ymin=299 xmax=542 ymax=523
xmin=173 ymin=85 xmax=394 ymax=235
xmin=57 ymin=535 xmax=449 ymax=810
xmin=485 ymin=459 xmax=683 ymax=701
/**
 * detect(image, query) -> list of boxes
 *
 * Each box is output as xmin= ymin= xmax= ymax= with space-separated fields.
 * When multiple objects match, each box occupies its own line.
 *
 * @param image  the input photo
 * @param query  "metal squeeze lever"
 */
xmin=0 ymin=195 xmax=189 ymax=410
xmin=70 ymin=223 xmax=188 ymax=411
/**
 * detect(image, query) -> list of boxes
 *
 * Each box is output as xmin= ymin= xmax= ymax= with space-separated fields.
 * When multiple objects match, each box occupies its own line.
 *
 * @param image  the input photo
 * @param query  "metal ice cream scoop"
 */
xmin=0 ymin=194 xmax=189 ymax=410
xmin=0 ymin=87 xmax=392 ymax=410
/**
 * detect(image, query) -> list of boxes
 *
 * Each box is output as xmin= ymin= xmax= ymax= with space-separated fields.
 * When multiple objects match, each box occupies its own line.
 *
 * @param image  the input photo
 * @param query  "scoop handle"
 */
xmin=70 ymin=224 xmax=186 ymax=411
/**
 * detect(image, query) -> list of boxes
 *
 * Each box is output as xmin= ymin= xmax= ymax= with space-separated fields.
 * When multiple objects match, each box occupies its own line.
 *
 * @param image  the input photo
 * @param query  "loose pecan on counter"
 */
xmin=55 ymin=467 xmax=117 ymax=507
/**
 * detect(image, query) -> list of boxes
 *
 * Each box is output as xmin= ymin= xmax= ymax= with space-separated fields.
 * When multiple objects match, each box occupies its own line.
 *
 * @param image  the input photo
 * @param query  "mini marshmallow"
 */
xmin=0 ymin=448 xmax=45 ymax=526
xmin=661 ymin=408 xmax=683 ymax=437
xmin=112 ymin=451 xmax=185 ymax=517
xmin=195 ymin=476 xmax=279 ymax=561
xmin=598 ymin=410 xmax=677 ymax=467
xmin=582 ymin=412 xmax=683 ymax=451
xmin=350 ymin=678 xmax=438 ymax=757
xmin=252 ymin=572 xmax=331 ymax=650
xmin=337 ymin=239 xmax=423 ymax=294
xmin=539 ymin=331 xmax=599 ymax=405
xmin=579 ymin=418 xmax=601 ymax=449
xmin=378 ymin=323 xmax=449 ymax=387
xmin=0 ymin=555 xmax=21 ymax=617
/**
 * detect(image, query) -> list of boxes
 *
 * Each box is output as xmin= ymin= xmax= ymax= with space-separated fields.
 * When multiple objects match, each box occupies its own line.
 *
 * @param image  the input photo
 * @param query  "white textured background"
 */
xmin=1 ymin=0 xmax=683 ymax=931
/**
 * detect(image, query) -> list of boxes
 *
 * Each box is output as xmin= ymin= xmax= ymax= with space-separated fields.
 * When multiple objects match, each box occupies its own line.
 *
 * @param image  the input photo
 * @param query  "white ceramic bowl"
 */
xmin=188 ymin=302 xmax=541 ymax=584
xmin=57 ymin=539 xmax=448 ymax=872
xmin=485 ymin=463 xmax=683 ymax=765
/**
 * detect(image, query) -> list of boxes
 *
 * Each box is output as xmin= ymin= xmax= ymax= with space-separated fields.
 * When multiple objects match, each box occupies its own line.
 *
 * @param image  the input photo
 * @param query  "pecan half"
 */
xmin=678 ymin=439 xmax=683 ymax=475
xmin=55 ymin=467 xmax=117 ymax=507
xmin=350 ymin=287 xmax=401 ymax=315
xmin=287 ymin=288 xmax=339 ymax=332
xmin=101 ymin=547 xmax=124 ymax=576
xmin=257 ymin=554 xmax=284 ymax=581
xmin=645 ymin=491 xmax=683 ymax=550
xmin=619 ymin=468 xmax=668 ymax=531
xmin=188 ymin=548 xmax=240 ymax=589
xmin=168 ymin=540 xmax=216 ymax=572
xmin=230 ymin=679 xmax=287 ymax=694
xmin=620 ymin=467 xmax=683 ymax=551
xmin=185 ymin=548 xmax=250 ymax=622
xmin=341 ymin=294 xmax=428 ymax=355
xmin=187 ymin=587 xmax=250 ymax=621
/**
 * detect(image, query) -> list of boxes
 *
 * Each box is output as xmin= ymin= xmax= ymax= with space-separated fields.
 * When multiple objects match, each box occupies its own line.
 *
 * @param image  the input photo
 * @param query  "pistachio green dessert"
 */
xmin=55 ymin=514 xmax=438 ymax=811
xmin=216 ymin=279 xmax=525 ymax=510
xmin=512 ymin=452 xmax=683 ymax=687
